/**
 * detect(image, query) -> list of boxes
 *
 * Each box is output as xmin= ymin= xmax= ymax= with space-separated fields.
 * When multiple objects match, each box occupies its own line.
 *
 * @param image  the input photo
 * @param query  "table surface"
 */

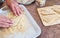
xmin=1 ymin=0 xmax=60 ymax=38
xmin=25 ymin=0 xmax=60 ymax=38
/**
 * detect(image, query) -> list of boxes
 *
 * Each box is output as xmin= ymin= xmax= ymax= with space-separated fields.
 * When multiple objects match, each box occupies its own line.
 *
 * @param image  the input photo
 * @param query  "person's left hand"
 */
xmin=0 ymin=15 xmax=13 ymax=28
xmin=6 ymin=0 xmax=23 ymax=16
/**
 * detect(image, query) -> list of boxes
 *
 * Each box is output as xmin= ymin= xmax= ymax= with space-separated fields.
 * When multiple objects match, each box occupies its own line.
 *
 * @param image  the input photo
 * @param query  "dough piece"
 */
xmin=37 ymin=8 xmax=56 ymax=16
xmin=17 ymin=0 xmax=29 ymax=4
xmin=36 ymin=0 xmax=46 ymax=6
xmin=0 ymin=12 xmax=22 ymax=35
xmin=37 ymin=6 xmax=60 ymax=26
xmin=42 ymin=16 xmax=52 ymax=23
xmin=53 ymin=7 xmax=60 ymax=14
xmin=0 ymin=12 xmax=32 ymax=35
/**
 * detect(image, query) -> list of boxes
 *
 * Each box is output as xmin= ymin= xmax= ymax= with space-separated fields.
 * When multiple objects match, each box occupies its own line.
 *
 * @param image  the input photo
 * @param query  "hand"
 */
xmin=0 ymin=15 xmax=13 ymax=28
xmin=6 ymin=0 xmax=23 ymax=16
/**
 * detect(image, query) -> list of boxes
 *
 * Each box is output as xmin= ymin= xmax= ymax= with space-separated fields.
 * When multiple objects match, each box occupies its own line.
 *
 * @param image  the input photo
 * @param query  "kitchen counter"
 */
xmin=26 ymin=0 xmax=60 ymax=38
xmin=1 ymin=0 xmax=60 ymax=38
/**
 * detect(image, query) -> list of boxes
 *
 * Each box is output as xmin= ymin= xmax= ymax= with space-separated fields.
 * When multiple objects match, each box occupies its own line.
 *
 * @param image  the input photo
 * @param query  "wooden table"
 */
xmin=1 ymin=0 xmax=60 ymax=38
xmin=26 ymin=0 xmax=60 ymax=38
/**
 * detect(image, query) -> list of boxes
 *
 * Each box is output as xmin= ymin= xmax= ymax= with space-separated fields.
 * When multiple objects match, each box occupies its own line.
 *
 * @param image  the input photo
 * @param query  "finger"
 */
xmin=16 ymin=5 xmax=23 ymax=14
xmin=15 ymin=6 xmax=21 ymax=16
xmin=0 ymin=16 xmax=13 ymax=24
xmin=0 ymin=22 xmax=10 ymax=27
xmin=18 ymin=5 xmax=23 ymax=12
xmin=19 ymin=7 xmax=22 ymax=14
xmin=9 ymin=24 xmax=13 ymax=27
xmin=5 ymin=18 xmax=13 ymax=24
xmin=0 ymin=19 xmax=13 ymax=24
xmin=11 ymin=4 xmax=18 ymax=16
xmin=6 ymin=19 xmax=13 ymax=24
xmin=5 ymin=22 xmax=13 ymax=27
xmin=0 ymin=22 xmax=13 ymax=27
xmin=18 ymin=6 xmax=24 ymax=14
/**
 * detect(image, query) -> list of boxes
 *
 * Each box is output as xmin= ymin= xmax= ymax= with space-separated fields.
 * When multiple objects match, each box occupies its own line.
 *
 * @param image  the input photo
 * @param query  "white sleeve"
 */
xmin=2 ymin=0 xmax=4 ymax=1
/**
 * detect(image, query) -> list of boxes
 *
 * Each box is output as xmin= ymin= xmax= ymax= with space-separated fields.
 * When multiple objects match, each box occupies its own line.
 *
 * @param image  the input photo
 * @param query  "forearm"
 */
xmin=5 ymin=0 xmax=12 ymax=6
xmin=5 ymin=0 xmax=16 ymax=3
xmin=5 ymin=0 xmax=17 ymax=6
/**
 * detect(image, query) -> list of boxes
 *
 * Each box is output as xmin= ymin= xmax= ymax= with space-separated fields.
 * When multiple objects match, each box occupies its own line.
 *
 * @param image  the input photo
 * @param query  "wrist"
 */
xmin=6 ymin=0 xmax=13 ymax=6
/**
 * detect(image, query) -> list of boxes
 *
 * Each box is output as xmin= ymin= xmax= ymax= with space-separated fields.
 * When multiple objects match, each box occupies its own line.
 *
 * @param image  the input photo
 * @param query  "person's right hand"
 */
xmin=0 ymin=15 xmax=13 ymax=28
xmin=6 ymin=0 xmax=23 ymax=16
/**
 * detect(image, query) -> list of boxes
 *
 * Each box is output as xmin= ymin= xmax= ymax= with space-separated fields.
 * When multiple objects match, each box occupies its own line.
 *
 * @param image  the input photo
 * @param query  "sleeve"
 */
xmin=0 ymin=0 xmax=4 ymax=3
